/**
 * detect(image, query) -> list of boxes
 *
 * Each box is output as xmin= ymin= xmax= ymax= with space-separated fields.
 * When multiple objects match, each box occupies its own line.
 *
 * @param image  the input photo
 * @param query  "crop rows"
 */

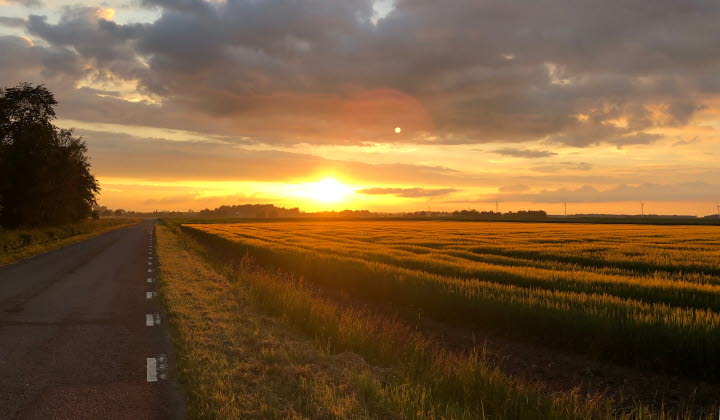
xmin=183 ymin=221 xmax=720 ymax=380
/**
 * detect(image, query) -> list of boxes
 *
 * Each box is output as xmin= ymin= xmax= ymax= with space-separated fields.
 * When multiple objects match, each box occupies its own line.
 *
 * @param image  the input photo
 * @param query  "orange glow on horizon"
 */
xmin=290 ymin=177 xmax=355 ymax=204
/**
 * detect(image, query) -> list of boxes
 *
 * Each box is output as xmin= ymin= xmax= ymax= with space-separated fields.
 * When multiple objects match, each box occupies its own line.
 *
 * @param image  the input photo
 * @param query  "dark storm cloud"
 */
xmin=492 ymin=148 xmax=557 ymax=158
xmin=8 ymin=0 xmax=720 ymax=146
xmin=356 ymin=187 xmax=458 ymax=198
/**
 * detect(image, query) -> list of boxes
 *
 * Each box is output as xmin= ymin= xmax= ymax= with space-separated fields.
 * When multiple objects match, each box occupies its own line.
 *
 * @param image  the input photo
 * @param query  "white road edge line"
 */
xmin=146 ymin=354 xmax=167 ymax=382
xmin=147 ymin=358 xmax=157 ymax=382
xmin=145 ymin=313 xmax=160 ymax=326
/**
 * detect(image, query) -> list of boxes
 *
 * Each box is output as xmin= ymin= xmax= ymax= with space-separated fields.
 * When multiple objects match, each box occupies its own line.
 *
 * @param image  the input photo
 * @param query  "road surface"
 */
xmin=0 ymin=220 xmax=184 ymax=419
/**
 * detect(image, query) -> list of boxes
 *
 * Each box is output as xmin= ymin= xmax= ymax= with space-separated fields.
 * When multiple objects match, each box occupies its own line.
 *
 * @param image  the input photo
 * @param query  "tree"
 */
xmin=0 ymin=83 xmax=100 ymax=228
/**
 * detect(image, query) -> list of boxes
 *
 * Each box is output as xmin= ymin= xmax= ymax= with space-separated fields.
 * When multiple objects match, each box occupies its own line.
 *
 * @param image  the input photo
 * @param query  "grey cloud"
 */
xmin=11 ymin=0 xmax=720 ymax=146
xmin=0 ymin=17 xmax=27 ymax=27
xmin=672 ymin=136 xmax=700 ymax=147
xmin=140 ymin=0 xmax=214 ymax=14
xmin=0 ymin=0 xmax=42 ymax=6
xmin=27 ymin=9 xmax=144 ymax=66
xmin=492 ymin=148 xmax=557 ymax=158
xmin=608 ymin=132 xmax=665 ymax=149
xmin=356 ymin=187 xmax=459 ymax=197
xmin=0 ymin=36 xmax=83 ymax=85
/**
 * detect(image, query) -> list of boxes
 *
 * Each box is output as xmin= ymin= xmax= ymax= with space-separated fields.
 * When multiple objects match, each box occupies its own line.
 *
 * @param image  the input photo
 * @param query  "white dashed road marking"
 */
xmin=145 ymin=313 xmax=160 ymax=326
xmin=147 ymin=277 xmax=153 ymax=283
xmin=146 ymin=358 xmax=157 ymax=382
xmin=146 ymin=291 xmax=157 ymax=300
xmin=148 ymin=268 xmax=153 ymax=273
xmin=146 ymin=354 xmax=167 ymax=382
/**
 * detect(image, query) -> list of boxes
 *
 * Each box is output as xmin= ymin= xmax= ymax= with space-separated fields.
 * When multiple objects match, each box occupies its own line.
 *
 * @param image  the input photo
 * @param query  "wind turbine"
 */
xmin=640 ymin=202 xmax=645 ymax=218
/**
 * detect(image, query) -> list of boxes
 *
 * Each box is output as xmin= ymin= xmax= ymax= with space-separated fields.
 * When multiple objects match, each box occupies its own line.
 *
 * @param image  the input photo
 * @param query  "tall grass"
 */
xmin=182 ymin=221 xmax=720 ymax=381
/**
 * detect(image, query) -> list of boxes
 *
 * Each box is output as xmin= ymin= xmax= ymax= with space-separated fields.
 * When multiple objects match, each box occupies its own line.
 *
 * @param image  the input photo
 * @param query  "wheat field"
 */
xmin=184 ymin=221 xmax=720 ymax=380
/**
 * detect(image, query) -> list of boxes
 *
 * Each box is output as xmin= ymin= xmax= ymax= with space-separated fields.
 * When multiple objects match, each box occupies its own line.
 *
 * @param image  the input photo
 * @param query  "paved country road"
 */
xmin=0 ymin=220 xmax=184 ymax=419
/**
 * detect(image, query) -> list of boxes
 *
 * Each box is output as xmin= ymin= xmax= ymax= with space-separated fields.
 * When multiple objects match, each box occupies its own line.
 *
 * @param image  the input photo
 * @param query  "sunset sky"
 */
xmin=1 ymin=0 xmax=719 ymax=215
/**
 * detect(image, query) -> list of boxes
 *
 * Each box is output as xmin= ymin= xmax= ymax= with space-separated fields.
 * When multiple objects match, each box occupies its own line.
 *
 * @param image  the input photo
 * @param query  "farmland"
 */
xmin=162 ymin=220 xmax=720 ymax=418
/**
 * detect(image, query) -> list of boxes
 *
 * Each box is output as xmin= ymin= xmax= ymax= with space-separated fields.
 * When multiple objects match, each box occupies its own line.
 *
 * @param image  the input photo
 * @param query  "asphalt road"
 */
xmin=0 ymin=220 xmax=184 ymax=419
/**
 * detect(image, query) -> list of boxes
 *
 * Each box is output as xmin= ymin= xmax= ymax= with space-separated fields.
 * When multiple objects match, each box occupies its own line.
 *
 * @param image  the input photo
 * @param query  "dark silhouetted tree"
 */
xmin=0 ymin=83 xmax=99 ymax=228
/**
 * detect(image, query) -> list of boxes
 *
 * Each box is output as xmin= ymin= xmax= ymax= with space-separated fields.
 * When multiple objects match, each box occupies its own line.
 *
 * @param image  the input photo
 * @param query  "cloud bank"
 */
xmin=2 ymin=0 xmax=718 ymax=147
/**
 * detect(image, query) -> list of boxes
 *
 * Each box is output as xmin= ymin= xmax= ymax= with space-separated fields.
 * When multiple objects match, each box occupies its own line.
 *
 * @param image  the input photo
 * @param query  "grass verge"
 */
xmin=156 ymin=221 xmax=385 ymax=418
xmin=0 ymin=218 xmax=138 ymax=265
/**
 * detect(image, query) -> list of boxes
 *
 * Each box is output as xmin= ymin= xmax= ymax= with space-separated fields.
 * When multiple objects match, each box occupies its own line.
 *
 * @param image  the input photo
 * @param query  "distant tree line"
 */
xmin=121 ymin=204 xmax=547 ymax=220
xmin=198 ymin=204 xmax=301 ymax=218
xmin=0 ymin=83 xmax=99 ymax=228
xmin=93 ymin=206 xmax=130 ymax=217
xmin=93 ymin=202 xmax=554 ymax=219
xmin=311 ymin=209 xmax=374 ymax=217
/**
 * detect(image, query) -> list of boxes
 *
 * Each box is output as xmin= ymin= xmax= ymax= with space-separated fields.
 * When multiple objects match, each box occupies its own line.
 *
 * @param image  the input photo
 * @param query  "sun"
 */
xmin=298 ymin=178 xmax=354 ymax=203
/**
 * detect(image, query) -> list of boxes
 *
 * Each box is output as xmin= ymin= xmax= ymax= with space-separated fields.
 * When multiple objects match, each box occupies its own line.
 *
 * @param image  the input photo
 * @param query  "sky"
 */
xmin=1 ymin=0 xmax=719 ymax=215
